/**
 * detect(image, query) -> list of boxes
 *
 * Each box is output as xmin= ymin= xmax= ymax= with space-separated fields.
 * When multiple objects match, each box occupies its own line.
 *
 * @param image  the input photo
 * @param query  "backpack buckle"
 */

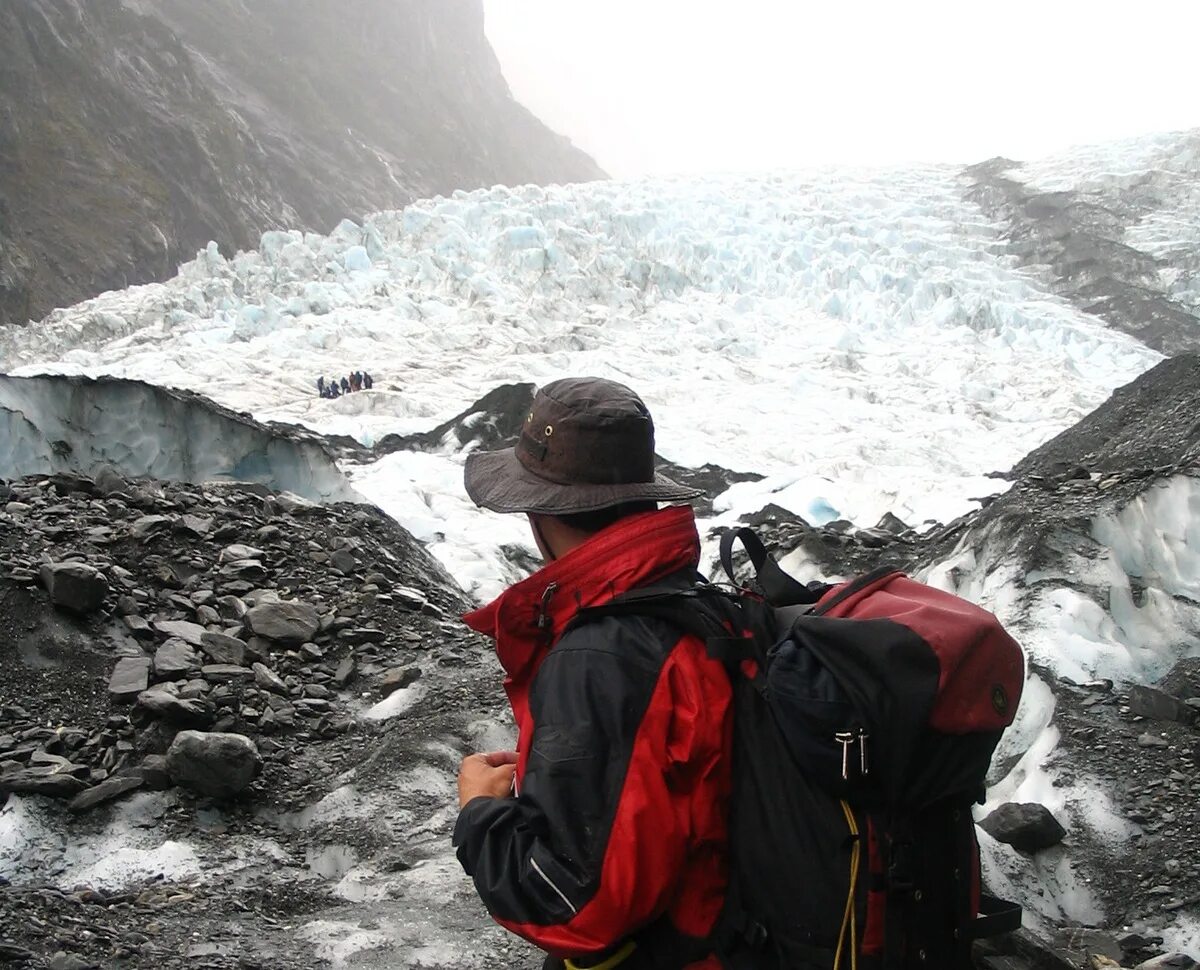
xmin=743 ymin=919 xmax=769 ymax=950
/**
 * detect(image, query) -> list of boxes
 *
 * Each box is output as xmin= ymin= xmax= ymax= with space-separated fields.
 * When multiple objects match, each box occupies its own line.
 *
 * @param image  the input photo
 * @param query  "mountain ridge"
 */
xmin=0 ymin=0 xmax=603 ymax=328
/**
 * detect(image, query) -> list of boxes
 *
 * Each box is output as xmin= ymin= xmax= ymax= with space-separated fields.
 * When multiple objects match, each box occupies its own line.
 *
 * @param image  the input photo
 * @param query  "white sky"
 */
xmin=483 ymin=0 xmax=1200 ymax=177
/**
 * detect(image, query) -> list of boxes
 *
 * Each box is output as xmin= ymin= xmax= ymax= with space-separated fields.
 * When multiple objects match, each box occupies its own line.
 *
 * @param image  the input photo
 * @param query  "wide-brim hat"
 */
xmin=464 ymin=377 xmax=703 ymax=515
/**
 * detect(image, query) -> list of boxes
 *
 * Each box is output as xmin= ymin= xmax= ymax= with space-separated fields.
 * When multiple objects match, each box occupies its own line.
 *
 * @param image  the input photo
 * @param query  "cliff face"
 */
xmin=0 ymin=0 xmax=604 ymax=327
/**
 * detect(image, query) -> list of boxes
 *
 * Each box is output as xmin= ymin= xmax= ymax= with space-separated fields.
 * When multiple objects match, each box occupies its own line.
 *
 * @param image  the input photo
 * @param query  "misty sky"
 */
xmin=483 ymin=0 xmax=1200 ymax=177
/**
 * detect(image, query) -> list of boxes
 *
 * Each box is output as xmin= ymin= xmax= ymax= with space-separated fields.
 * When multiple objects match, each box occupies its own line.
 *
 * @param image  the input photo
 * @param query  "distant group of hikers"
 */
xmin=317 ymin=371 xmax=373 ymax=398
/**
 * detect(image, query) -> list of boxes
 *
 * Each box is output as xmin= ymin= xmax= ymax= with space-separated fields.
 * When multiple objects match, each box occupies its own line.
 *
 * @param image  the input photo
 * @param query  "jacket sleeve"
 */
xmin=453 ymin=616 xmax=703 ymax=957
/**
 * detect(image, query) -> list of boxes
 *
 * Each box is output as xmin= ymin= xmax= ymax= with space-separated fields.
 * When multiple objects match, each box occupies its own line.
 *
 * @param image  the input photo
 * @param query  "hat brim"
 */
xmin=464 ymin=448 xmax=704 ymax=515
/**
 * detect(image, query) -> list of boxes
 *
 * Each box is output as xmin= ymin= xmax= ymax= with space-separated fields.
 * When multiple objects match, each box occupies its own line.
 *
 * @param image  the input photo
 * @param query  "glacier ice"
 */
xmin=0 ymin=374 xmax=357 ymax=503
xmin=0 ymin=163 xmax=1164 ymax=599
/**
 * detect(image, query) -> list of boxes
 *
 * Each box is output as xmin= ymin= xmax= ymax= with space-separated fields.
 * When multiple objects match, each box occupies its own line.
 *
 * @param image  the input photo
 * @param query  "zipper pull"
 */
xmin=835 ymin=731 xmax=854 ymax=780
xmin=858 ymin=728 xmax=869 ymax=776
xmin=535 ymin=582 xmax=559 ymax=630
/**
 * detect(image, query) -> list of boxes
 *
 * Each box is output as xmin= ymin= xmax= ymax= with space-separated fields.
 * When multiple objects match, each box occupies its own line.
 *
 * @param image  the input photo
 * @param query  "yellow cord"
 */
xmin=834 ymin=800 xmax=861 ymax=970
xmin=564 ymin=941 xmax=638 ymax=970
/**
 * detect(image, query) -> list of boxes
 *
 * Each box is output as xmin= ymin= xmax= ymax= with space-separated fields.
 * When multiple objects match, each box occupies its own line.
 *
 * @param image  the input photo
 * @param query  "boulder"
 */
xmin=109 ymin=657 xmax=151 ymax=703
xmin=154 ymin=619 xmax=208 ymax=647
xmin=39 ymin=562 xmax=109 ymax=614
xmin=219 ymin=544 xmax=265 ymax=563
xmin=165 ymin=731 xmax=261 ymax=798
xmin=245 ymin=600 xmax=320 ymax=643
xmin=199 ymin=631 xmax=247 ymax=666
xmin=979 ymin=802 xmax=1066 ymax=852
xmin=68 ymin=773 xmax=144 ymax=813
xmin=1128 ymin=685 xmax=1195 ymax=725
xmin=130 ymin=515 xmax=174 ymax=540
xmin=153 ymin=639 xmax=199 ymax=680
xmin=0 ymin=766 xmax=89 ymax=798
xmin=252 ymin=662 xmax=288 ymax=695
xmin=136 ymin=688 xmax=214 ymax=727
xmin=202 ymin=663 xmax=255 ymax=682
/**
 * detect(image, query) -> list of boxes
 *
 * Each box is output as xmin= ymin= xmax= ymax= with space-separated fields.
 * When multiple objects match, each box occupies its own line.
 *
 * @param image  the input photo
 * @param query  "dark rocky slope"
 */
xmin=0 ymin=0 xmax=604 ymax=328
xmin=963 ymin=146 xmax=1200 ymax=355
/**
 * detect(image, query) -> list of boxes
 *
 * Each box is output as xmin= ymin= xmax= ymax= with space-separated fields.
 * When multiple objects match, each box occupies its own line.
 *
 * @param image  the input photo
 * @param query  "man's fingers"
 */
xmin=482 ymin=750 xmax=519 ymax=767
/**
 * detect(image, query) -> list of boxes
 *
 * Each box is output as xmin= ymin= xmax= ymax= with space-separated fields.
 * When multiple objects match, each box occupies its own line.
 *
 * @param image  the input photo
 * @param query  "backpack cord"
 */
xmin=834 ymin=800 xmax=860 ymax=970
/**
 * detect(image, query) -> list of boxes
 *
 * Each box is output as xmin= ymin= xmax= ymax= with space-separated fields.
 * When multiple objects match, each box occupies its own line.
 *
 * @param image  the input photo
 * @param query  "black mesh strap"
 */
xmin=719 ymin=527 xmax=822 ymax=607
xmin=972 ymin=894 xmax=1022 ymax=939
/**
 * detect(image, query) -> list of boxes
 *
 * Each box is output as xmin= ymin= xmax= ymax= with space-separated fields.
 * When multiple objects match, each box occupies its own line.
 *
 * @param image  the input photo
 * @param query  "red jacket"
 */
xmin=454 ymin=505 xmax=732 ymax=967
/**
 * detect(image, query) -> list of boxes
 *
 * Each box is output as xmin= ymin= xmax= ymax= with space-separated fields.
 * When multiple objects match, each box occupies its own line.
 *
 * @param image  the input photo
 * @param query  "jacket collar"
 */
xmin=463 ymin=504 xmax=702 ymax=688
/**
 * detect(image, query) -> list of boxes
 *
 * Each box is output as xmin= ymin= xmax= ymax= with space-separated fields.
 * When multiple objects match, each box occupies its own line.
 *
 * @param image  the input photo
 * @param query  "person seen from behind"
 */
xmin=454 ymin=376 xmax=732 ymax=969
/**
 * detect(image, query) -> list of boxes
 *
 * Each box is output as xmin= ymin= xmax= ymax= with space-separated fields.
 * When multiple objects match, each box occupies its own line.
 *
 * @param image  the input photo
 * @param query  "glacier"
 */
xmin=0 ymin=165 xmax=1163 ymax=602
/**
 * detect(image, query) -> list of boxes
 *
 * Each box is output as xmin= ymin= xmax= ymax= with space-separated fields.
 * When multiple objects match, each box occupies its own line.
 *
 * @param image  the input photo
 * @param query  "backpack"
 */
xmin=571 ymin=527 xmax=1025 ymax=970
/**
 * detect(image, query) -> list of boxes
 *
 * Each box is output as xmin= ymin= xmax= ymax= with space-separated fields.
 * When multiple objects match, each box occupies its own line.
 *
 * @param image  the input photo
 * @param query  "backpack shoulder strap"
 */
xmin=719 ymin=527 xmax=827 ymax=607
xmin=566 ymin=585 xmax=765 ymax=672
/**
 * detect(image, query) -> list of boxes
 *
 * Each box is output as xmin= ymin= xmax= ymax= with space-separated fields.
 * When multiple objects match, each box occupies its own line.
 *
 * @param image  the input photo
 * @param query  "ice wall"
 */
xmin=0 ymin=375 xmax=357 ymax=503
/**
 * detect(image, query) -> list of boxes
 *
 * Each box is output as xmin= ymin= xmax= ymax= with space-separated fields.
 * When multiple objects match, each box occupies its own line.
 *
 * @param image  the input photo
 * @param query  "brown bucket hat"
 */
xmin=464 ymin=377 xmax=703 ymax=515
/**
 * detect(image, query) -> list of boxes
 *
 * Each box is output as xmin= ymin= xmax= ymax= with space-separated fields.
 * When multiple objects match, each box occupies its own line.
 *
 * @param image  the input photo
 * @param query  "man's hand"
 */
xmin=458 ymin=750 xmax=518 ymax=807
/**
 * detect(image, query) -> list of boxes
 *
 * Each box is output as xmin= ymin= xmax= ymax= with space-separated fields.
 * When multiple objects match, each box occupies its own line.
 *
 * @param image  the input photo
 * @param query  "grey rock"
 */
xmin=46 ymin=952 xmax=95 ymax=970
xmin=153 ymin=639 xmax=199 ymax=680
xmin=176 ymin=514 xmax=213 ymax=537
xmin=1135 ymin=957 xmax=1200 ymax=970
xmin=380 ymin=665 xmax=422 ymax=697
xmin=199 ymin=631 xmax=247 ymax=666
xmin=122 ymin=614 xmax=153 ymax=637
xmin=245 ymin=600 xmax=320 ymax=643
xmin=201 ymin=663 xmax=254 ymax=682
xmin=39 ymin=561 xmax=110 ymax=614
xmin=252 ymin=663 xmax=288 ymax=695
xmin=1128 ymin=685 xmax=1195 ymax=725
xmin=0 ymin=767 xmax=89 ymax=798
xmin=219 ymin=559 xmax=267 ymax=580
xmin=109 ymin=657 xmax=151 ymax=703
xmin=165 ymin=731 xmax=261 ymax=798
xmin=68 ymin=773 xmax=144 ymax=812
xmin=979 ymin=802 xmax=1066 ymax=852
xmin=216 ymin=595 xmax=248 ymax=620
xmin=93 ymin=464 xmax=129 ymax=496
xmin=334 ymin=656 xmax=357 ymax=687
xmin=130 ymin=515 xmax=174 ymax=540
xmin=392 ymin=586 xmax=429 ymax=611
xmin=219 ymin=543 xmax=265 ymax=563
xmin=342 ymin=627 xmax=386 ymax=645
xmin=138 ymin=754 xmax=172 ymax=790
xmin=330 ymin=548 xmax=358 ymax=572
xmin=1138 ymin=733 xmax=1171 ymax=749
xmin=136 ymin=688 xmax=214 ymax=727
xmin=154 ymin=619 xmax=208 ymax=647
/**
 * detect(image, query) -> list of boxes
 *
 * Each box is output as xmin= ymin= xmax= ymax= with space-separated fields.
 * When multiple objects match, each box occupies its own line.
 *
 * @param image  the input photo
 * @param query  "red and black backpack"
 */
xmin=574 ymin=527 xmax=1025 ymax=969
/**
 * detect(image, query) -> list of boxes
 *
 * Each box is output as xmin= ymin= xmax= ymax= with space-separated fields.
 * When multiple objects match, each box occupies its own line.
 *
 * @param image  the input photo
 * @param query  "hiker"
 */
xmin=455 ymin=377 xmax=1023 ymax=969
xmin=362 ymin=371 xmax=373 ymax=390
xmin=317 ymin=376 xmax=325 ymax=398
xmin=328 ymin=378 xmax=340 ymax=398
xmin=454 ymin=377 xmax=727 ymax=968
xmin=340 ymin=376 xmax=351 ymax=395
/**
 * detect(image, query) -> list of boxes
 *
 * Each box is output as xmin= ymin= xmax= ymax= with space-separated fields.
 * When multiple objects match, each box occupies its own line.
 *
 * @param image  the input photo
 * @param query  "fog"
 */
xmin=484 ymin=0 xmax=1200 ymax=177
